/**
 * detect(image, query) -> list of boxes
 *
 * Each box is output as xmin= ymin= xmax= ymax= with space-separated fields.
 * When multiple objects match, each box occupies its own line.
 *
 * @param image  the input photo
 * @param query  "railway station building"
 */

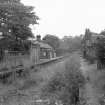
xmin=31 ymin=35 xmax=56 ymax=64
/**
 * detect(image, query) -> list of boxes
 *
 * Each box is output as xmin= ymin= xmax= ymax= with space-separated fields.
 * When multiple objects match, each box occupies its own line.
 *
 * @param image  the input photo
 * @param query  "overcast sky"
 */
xmin=22 ymin=0 xmax=105 ymax=38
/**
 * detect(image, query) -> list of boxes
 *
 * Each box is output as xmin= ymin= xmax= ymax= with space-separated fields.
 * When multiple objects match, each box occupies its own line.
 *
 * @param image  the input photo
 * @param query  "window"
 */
xmin=43 ymin=52 xmax=46 ymax=56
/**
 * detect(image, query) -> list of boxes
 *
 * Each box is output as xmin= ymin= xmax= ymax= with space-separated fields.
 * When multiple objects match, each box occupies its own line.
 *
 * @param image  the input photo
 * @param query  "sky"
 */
xmin=22 ymin=0 xmax=105 ymax=38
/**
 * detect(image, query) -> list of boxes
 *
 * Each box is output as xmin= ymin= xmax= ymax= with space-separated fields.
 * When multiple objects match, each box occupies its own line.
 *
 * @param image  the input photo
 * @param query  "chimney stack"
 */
xmin=36 ymin=35 xmax=41 ymax=41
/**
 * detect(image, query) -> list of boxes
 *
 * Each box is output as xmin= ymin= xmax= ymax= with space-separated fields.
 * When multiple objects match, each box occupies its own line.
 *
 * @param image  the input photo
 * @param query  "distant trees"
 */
xmin=43 ymin=34 xmax=60 ymax=50
xmin=0 ymin=0 xmax=39 ymax=51
xmin=43 ymin=34 xmax=82 ymax=56
xmin=96 ymin=37 xmax=105 ymax=68
xmin=96 ymin=30 xmax=105 ymax=68
xmin=43 ymin=34 xmax=61 ymax=56
xmin=100 ymin=29 xmax=105 ymax=36
xmin=58 ymin=35 xmax=82 ymax=55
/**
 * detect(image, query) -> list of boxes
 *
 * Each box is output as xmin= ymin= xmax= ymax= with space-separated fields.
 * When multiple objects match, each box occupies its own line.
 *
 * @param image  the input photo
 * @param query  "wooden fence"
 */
xmin=0 ymin=51 xmax=31 ymax=69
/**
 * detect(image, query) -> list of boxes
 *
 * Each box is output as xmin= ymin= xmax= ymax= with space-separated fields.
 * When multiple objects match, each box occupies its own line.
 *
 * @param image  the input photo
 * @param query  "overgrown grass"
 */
xmin=41 ymin=54 xmax=85 ymax=105
xmin=14 ymin=67 xmax=43 ymax=90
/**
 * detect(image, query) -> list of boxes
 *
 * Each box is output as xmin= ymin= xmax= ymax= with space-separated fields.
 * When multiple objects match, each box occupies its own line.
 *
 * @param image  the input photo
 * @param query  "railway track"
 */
xmin=0 ymin=55 xmax=69 ymax=80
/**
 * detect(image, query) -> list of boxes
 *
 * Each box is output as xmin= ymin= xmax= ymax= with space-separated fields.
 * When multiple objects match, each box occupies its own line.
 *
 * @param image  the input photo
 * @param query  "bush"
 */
xmin=64 ymin=55 xmax=85 ymax=87
xmin=41 ymin=72 xmax=65 ymax=96
xmin=41 ymin=54 xmax=85 ymax=105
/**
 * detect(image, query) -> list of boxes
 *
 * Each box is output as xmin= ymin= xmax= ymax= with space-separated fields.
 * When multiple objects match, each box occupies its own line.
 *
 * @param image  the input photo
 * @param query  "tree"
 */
xmin=0 ymin=0 xmax=39 ymax=50
xmin=43 ymin=34 xmax=60 ymax=50
xmin=100 ymin=29 xmax=105 ymax=36
xmin=60 ymin=35 xmax=82 ymax=53
xmin=96 ymin=36 xmax=105 ymax=69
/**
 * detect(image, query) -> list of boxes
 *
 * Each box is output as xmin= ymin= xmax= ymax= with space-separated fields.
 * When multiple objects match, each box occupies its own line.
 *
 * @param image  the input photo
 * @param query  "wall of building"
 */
xmin=30 ymin=44 xmax=40 ymax=64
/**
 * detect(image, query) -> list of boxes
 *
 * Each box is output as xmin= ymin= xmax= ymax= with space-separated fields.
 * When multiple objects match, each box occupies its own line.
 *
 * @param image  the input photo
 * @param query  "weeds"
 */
xmin=41 ymin=54 xmax=85 ymax=105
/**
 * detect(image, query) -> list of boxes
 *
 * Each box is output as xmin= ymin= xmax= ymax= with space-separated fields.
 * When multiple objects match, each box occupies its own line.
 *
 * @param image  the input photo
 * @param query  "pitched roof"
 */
xmin=32 ymin=41 xmax=53 ymax=49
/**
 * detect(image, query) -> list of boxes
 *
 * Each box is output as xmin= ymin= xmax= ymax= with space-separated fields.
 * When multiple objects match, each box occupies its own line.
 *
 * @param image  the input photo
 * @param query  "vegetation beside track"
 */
xmin=41 ymin=54 xmax=85 ymax=105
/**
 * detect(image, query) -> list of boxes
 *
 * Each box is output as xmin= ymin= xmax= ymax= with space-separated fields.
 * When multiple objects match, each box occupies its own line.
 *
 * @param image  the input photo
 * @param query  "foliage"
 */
xmin=95 ymin=36 xmax=105 ymax=68
xmin=42 ymin=34 xmax=82 ymax=56
xmin=96 ymin=38 xmax=105 ymax=58
xmin=100 ymin=29 xmax=105 ymax=36
xmin=64 ymin=54 xmax=85 ymax=87
xmin=42 ymin=34 xmax=60 ymax=50
xmin=58 ymin=35 xmax=82 ymax=55
xmin=0 ymin=0 xmax=39 ymax=50
xmin=41 ymin=54 xmax=85 ymax=105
